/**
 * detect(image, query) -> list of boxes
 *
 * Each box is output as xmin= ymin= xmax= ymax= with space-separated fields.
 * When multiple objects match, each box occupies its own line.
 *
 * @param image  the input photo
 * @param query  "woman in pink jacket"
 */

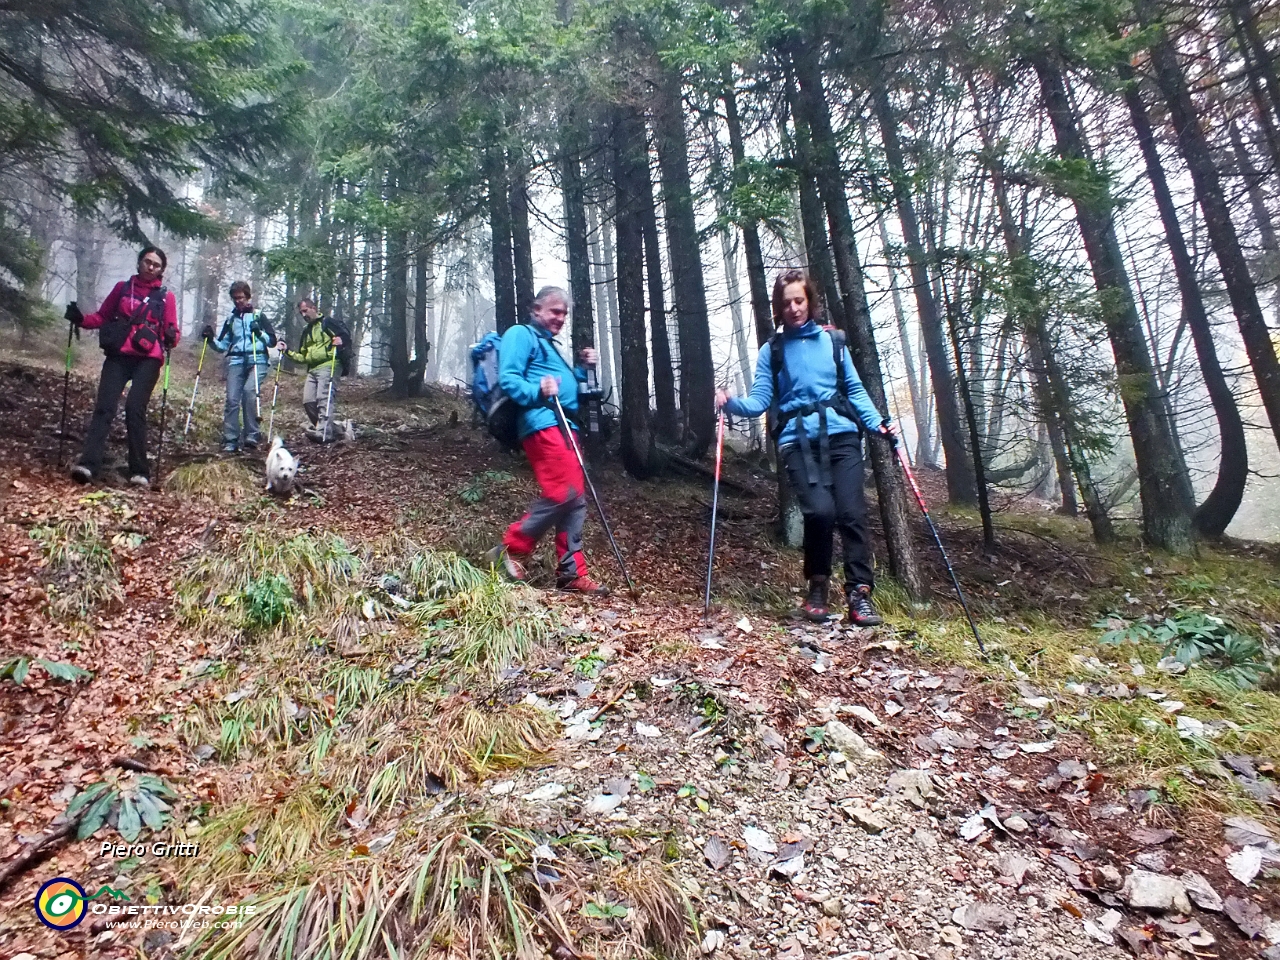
xmin=67 ymin=246 xmax=180 ymax=488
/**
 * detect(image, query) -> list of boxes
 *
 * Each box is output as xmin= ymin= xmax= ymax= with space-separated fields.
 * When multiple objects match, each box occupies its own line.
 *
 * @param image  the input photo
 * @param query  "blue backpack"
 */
xmin=470 ymin=331 xmax=521 ymax=449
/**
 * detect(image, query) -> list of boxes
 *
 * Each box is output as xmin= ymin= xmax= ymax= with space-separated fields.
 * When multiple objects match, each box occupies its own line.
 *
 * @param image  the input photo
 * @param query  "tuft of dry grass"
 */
xmin=29 ymin=517 xmax=122 ymax=621
xmin=165 ymin=459 xmax=263 ymax=506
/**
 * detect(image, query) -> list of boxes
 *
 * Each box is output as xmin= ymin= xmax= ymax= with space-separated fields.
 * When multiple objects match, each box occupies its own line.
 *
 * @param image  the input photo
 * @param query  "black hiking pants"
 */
xmin=781 ymin=431 xmax=874 ymax=589
xmin=79 ymin=353 xmax=162 ymax=479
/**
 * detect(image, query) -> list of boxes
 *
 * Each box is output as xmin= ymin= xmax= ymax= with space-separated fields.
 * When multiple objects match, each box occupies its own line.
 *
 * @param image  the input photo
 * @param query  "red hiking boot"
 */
xmin=847 ymin=584 xmax=883 ymax=627
xmin=485 ymin=545 xmax=529 ymax=582
xmin=557 ymin=575 xmax=611 ymax=597
xmin=800 ymin=577 xmax=830 ymax=622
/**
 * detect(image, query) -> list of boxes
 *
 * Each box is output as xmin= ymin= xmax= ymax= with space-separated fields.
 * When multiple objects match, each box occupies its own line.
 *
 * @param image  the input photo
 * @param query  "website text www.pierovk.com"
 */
xmin=92 ymin=902 xmax=256 ymax=931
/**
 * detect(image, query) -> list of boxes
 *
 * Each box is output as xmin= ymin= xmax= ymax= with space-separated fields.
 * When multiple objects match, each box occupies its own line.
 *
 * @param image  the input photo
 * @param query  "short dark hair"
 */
xmin=138 ymin=245 xmax=167 ymax=272
xmin=229 ymin=280 xmax=252 ymax=300
xmin=298 ymin=298 xmax=317 ymax=311
xmin=771 ymin=268 xmax=822 ymax=327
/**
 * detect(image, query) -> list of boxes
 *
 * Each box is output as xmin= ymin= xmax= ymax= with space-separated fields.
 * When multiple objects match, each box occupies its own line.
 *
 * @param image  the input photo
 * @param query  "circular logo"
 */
xmin=35 ymin=877 xmax=87 ymax=930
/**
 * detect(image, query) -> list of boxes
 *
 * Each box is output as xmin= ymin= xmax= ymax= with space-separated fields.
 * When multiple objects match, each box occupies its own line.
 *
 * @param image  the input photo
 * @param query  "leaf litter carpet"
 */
xmin=0 ymin=363 xmax=1276 ymax=959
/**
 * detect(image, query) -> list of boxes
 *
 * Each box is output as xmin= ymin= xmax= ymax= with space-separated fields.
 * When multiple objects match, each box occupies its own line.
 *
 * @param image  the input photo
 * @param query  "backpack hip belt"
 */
xmin=771 ymin=329 xmax=859 ymax=488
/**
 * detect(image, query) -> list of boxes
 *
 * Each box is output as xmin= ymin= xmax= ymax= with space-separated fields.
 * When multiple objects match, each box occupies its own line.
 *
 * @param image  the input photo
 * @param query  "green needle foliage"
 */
xmin=0 ymin=0 xmax=301 ymax=325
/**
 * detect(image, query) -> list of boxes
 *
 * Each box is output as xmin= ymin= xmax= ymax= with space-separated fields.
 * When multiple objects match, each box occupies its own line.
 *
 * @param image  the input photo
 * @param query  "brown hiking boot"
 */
xmin=801 ymin=577 xmax=830 ymax=622
xmin=848 ymin=584 xmax=883 ymax=627
xmin=557 ymin=575 xmax=611 ymax=596
xmin=485 ymin=545 xmax=529 ymax=582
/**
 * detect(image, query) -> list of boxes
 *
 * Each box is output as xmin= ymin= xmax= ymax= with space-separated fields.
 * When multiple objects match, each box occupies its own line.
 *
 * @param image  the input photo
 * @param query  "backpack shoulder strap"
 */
xmin=768 ymin=332 xmax=784 ymax=400
xmin=828 ymin=329 xmax=847 ymax=398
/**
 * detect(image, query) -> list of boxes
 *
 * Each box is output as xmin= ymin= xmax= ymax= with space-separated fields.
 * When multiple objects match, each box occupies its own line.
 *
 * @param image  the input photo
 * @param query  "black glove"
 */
xmin=201 ymin=324 xmax=215 ymax=341
xmin=65 ymin=302 xmax=84 ymax=326
xmin=250 ymin=321 xmax=261 ymax=337
xmin=163 ymin=329 xmax=178 ymax=350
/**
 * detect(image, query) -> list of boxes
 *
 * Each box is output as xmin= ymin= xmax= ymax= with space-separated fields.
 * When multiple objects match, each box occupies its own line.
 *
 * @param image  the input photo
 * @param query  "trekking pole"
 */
xmin=321 ymin=350 xmax=338 ymax=443
xmin=704 ymin=409 xmax=726 ymax=615
xmin=251 ymin=336 xmax=263 ymax=424
xmin=154 ymin=348 xmax=172 ymax=482
xmin=890 ymin=434 xmax=985 ymax=654
xmin=57 ymin=316 xmax=78 ymax=468
xmin=265 ymin=352 xmax=283 ymax=443
xmin=183 ymin=338 xmax=208 ymax=436
xmin=552 ymin=395 xmax=637 ymax=597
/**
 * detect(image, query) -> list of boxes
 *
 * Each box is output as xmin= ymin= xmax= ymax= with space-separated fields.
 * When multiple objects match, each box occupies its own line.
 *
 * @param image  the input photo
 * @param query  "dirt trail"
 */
xmin=0 ymin=362 xmax=1276 ymax=959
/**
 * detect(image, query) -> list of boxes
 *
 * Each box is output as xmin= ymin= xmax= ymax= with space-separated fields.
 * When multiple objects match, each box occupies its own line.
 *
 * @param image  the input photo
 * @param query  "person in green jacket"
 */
xmin=285 ymin=299 xmax=344 ymax=442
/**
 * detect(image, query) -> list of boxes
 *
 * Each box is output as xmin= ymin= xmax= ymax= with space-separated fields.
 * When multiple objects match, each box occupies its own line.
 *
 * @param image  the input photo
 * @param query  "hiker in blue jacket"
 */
xmin=485 ymin=286 xmax=609 ymax=596
xmin=202 ymin=281 xmax=285 ymax=452
xmin=717 ymin=268 xmax=898 ymax=626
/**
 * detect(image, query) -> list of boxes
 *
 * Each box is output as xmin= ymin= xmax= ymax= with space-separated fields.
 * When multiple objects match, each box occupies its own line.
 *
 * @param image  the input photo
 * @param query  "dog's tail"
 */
xmin=268 ymin=435 xmax=284 ymax=455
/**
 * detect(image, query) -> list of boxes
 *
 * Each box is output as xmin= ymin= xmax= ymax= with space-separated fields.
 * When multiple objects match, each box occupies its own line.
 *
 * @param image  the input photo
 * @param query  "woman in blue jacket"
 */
xmin=717 ymin=269 xmax=897 ymax=625
xmin=202 ymin=281 xmax=284 ymax=452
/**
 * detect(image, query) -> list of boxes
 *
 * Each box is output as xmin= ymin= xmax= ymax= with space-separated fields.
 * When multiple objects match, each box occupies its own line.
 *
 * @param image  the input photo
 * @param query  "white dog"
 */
xmin=264 ymin=436 xmax=299 ymax=496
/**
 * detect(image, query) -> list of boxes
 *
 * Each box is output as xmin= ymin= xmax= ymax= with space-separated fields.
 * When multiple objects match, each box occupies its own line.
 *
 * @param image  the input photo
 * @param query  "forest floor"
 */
xmin=0 ymin=344 xmax=1278 ymax=960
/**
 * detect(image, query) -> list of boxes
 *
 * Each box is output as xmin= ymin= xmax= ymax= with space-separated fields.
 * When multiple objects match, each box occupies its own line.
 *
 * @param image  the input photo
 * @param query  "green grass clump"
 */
xmin=30 ymin=518 xmax=122 ymax=621
xmin=898 ymin=543 xmax=1280 ymax=818
xmin=164 ymin=459 xmax=261 ymax=506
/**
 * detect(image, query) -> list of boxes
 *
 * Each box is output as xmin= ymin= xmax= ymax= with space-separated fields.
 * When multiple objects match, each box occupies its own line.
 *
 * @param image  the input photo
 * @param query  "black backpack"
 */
xmin=322 ymin=317 xmax=354 ymax=376
xmin=767 ymin=327 xmax=858 ymax=442
xmin=767 ymin=327 xmax=872 ymax=488
xmin=100 ymin=286 xmax=167 ymax=355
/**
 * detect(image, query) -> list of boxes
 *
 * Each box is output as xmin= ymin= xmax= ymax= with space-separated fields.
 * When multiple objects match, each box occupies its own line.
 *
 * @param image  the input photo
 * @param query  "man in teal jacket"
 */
xmin=203 ymin=280 xmax=284 ymax=452
xmin=486 ymin=286 xmax=609 ymax=595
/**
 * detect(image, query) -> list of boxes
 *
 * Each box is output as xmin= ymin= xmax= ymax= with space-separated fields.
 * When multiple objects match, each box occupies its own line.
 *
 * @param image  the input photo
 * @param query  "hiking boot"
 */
xmin=128 ymin=474 xmax=150 ymax=489
xmin=801 ymin=577 xmax=830 ymax=622
xmin=222 ymin=443 xmax=238 ymax=453
xmin=847 ymin=584 xmax=883 ymax=627
xmin=557 ymin=575 xmax=611 ymax=597
xmin=304 ymin=428 xmax=325 ymax=444
xmin=243 ymin=438 xmax=259 ymax=450
xmin=484 ymin=545 xmax=528 ymax=582
xmin=70 ymin=465 xmax=93 ymax=484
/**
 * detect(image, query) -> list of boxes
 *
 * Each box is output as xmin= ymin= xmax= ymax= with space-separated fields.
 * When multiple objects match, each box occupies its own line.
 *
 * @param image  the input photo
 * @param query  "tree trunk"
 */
xmin=640 ymin=147 xmax=678 ymax=438
xmin=652 ymin=65 xmax=715 ymax=458
xmin=784 ymin=72 xmax=846 ymax=330
xmin=561 ymin=122 xmax=595 ymax=355
xmin=587 ymin=201 xmax=615 ymax=397
xmin=791 ymin=45 xmax=926 ymax=598
xmin=872 ymin=80 xmax=978 ymax=505
xmin=1122 ymin=66 xmax=1248 ymax=537
xmin=944 ymin=288 xmax=996 ymax=551
xmin=1033 ymin=54 xmax=1195 ymax=552
xmin=723 ymin=79 xmax=774 ymax=346
xmin=387 ymin=236 xmax=410 ymax=395
xmin=613 ymin=104 xmax=657 ymax=478
xmin=601 ymin=210 xmax=624 ymax=395
xmin=411 ymin=238 xmax=431 ymax=396
xmin=874 ymin=208 xmax=933 ymax=465
xmin=1232 ymin=0 xmax=1280 ymax=148
xmin=486 ymin=145 xmax=517 ymax=334
xmin=1142 ymin=12 xmax=1280 ymax=457
xmin=510 ymin=165 xmax=535 ymax=322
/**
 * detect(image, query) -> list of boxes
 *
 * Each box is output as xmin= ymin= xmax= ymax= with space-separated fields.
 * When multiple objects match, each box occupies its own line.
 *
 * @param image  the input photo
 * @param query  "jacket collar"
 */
xmin=529 ymin=320 xmax=560 ymax=345
xmin=781 ymin=320 xmax=821 ymax=339
xmin=130 ymin=274 xmax=163 ymax=292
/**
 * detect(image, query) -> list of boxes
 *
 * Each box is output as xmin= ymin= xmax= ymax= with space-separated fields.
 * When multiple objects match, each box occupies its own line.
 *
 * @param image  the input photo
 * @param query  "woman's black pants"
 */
xmin=781 ymin=431 xmax=875 ymax=589
xmin=78 ymin=353 xmax=162 ymax=478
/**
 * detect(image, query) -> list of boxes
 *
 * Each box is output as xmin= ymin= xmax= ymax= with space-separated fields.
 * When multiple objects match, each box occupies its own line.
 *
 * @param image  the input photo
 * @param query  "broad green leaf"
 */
xmin=36 ymin=658 xmax=93 ymax=682
xmin=134 ymin=790 xmax=169 ymax=832
xmin=78 ymin=789 xmax=119 ymax=839
xmin=118 ymin=795 xmax=142 ymax=842
xmin=66 ymin=781 xmax=112 ymax=817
